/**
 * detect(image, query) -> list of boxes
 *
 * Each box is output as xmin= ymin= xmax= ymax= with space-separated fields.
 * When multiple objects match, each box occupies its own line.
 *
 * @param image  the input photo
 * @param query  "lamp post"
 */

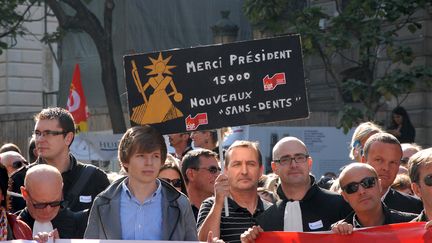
xmin=211 ymin=10 xmax=239 ymax=44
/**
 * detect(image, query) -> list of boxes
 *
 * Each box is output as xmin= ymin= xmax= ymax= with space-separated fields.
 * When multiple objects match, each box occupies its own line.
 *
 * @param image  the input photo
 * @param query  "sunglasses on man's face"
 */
xmin=341 ymin=176 xmax=377 ymax=194
xmin=12 ymin=161 xmax=24 ymax=169
xmin=161 ymin=178 xmax=182 ymax=188
xmin=423 ymin=175 xmax=432 ymax=187
xmin=194 ymin=166 xmax=221 ymax=174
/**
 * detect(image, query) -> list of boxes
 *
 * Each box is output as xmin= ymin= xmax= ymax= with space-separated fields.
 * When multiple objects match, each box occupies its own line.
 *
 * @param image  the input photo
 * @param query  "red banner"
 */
xmin=66 ymin=64 xmax=89 ymax=132
xmin=256 ymin=222 xmax=432 ymax=243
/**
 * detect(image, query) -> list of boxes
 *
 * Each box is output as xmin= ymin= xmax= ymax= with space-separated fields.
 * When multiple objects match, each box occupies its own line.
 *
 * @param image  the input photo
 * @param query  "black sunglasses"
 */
xmin=341 ymin=177 xmax=377 ymax=194
xmin=161 ymin=178 xmax=182 ymax=188
xmin=424 ymin=175 xmax=432 ymax=187
xmin=32 ymin=200 xmax=64 ymax=209
xmin=194 ymin=166 xmax=221 ymax=174
xmin=12 ymin=161 xmax=24 ymax=169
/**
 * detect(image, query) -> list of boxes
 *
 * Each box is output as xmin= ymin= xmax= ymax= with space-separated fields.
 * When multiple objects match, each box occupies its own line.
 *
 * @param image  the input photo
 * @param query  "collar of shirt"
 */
xmin=38 ymin=154 xmax=75 ymax=172
xmin=352 ymin=203 xmax=390 ymax=228
xmin=381 ymin=187 xmax=391 ymax=201
xmin=227 ymin=196 xmax=266 ymax=215
xmin=278 ymin=175 xmax=317 ymax=202
xmin=121 ymin=178 xmax=162 ymax=204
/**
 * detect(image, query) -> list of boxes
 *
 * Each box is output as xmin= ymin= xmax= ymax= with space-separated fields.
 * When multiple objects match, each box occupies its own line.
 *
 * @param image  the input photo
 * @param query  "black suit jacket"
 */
xmin=18 ymin=207 xmax=88 ymax=239
xmin=383 ymin=188 xmax=423 ymax=214
xmin=256 ymin=177 xmax=353 ymax=232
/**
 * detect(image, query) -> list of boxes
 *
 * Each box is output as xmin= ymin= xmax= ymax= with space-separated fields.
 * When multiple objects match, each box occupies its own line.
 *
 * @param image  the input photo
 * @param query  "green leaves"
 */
xmin=243 ymin=0 xmax=431 ymax=133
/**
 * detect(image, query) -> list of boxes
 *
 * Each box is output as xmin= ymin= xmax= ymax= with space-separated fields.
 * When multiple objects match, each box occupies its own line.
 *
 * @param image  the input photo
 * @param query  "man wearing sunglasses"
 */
xmin=198 ymin=140 xmax=271 ymax=243
xmin=10 ymin=107 xmax=110 ymax=213
xmin=181 ymin=149 xmax=220 ymax=220
xmin=408 ymin=148 xmax=432 ymax=223
xmin=0 ymin=151 xmax=26 ymax=176
xmin=18 ymin=164 xmax=87 ymax=239
xmin=240 ymin=137 xmax=352 ymax=243
xmin=331 ymin=163 xmax=416 ymax=234
xmin=362 ymin=132 xmax=422 ymax=214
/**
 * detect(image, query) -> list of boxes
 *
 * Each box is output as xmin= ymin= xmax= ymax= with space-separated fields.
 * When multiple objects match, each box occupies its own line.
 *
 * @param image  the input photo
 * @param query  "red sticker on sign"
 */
xmin=185 ymin=113 xmax=208 ymax=131
xmin=263 ymin=72 xmax=286 ymax=91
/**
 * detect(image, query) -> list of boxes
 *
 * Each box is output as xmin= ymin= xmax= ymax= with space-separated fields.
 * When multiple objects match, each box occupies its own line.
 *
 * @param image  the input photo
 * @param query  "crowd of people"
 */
xmin=0 ymin=106 xmax=431 ymax=242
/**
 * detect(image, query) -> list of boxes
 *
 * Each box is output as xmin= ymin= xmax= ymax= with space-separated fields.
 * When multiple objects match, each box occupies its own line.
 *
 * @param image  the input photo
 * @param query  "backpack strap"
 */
xmin=64 ymin=164 xmax=97 ymax=210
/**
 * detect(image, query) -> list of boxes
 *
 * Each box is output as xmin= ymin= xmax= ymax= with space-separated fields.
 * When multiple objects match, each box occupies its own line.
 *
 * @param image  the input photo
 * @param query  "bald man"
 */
xmin=241 ymin=137 xmax=351 ymax=243
xmin=332 ymin=163 xmax=416 ymax=234
xmin=18 ymin=164 xmax=87 ymax=239
xmin=0 ymin=151 xmax=26 ymax=176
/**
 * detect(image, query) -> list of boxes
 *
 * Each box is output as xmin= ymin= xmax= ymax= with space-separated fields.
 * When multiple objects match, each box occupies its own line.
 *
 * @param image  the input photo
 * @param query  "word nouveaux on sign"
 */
xmin=124 ymin=35 xmax=309 ymax=135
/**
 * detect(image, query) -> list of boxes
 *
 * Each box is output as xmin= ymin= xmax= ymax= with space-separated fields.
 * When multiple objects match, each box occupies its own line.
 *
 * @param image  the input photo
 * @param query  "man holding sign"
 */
xmin=197 ymin=141 xmax=271 ymax=243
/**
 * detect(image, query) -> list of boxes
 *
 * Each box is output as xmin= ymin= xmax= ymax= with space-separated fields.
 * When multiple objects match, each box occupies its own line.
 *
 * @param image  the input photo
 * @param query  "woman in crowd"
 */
xmin=158 ymin=157 xmax=188 ymax=195
xmin=349 ymin=121 xmax=383 ymax=162
xmin=387 ymin=106 xmax=416 ymax=143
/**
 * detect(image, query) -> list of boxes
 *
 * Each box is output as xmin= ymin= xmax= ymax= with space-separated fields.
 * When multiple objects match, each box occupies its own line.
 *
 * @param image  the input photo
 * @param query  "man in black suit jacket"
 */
xmin=362 ymin=132 xmax=422 ymax=214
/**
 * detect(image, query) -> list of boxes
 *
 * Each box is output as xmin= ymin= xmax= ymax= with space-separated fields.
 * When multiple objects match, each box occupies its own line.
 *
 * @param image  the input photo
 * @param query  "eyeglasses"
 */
xmin=423 ymin=175 xmax=432 ymax=187
xmin=341 ymin=177 xmax=377 ymax=194
xmin=400 ymin=157 xmax=409 ymax=164
xmin=27 ymin=192 xmax=63 ymax=209
xmin=273 ymin=153 xmax=309 ymax=166
xmin=33 ymin=130 xmax=67 ymax=138
xmin=12 ymin=161 xmax=24 ymax=169
xmin=194 ymin=166 xmax=221 ymax=174
xmin=161 ymin=178 xmax=182 ymax=188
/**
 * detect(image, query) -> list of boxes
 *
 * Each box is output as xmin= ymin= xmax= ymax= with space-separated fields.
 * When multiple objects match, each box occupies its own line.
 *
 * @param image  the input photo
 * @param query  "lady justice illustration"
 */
xmin=131 ymin=53 xmax=184 ymax=124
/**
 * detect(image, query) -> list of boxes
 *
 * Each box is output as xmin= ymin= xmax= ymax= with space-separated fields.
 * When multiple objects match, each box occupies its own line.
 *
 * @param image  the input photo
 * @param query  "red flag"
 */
xmin=66 ymin=64 xmax=89 ymax=132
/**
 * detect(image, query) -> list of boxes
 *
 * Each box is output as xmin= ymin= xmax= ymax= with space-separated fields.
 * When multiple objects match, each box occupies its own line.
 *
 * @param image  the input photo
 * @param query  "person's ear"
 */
xmin=361 ymin=155 xmax=367 ymax=163
xmin=307 ymin=157 xmax=313 ymax=170
xmin=412 ymin=182 xmax=422 ymax=199
xmin=186 ymin=168 xmax=194 ymax=182
xmin=271 ymin=162 xmax=277 ymax=173
xmin=20 ymin=186 xmax=28 ymax=200
xmin=64 ymin=132 xmax=74 ymax=146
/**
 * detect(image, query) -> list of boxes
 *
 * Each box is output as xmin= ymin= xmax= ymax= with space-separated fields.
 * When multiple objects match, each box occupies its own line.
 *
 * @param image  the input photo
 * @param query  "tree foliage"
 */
xmin=0 ymin=0 xmax=38 ymax=54
xmin=244 ymin=0 xmax=432 ymax=132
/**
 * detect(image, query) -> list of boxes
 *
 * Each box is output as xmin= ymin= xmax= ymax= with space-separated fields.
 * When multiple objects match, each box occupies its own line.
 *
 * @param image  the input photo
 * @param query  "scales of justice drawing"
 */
xmin=130 ymin=53 xmax=184 ymax=124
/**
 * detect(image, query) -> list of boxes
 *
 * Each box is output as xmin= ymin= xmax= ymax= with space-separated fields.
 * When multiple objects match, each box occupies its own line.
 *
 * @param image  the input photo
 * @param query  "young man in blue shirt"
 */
xmin=84 ymin=125 xmax=197 ymax=240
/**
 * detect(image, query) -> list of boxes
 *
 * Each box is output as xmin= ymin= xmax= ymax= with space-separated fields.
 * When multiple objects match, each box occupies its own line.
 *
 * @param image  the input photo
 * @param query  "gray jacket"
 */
xmin=84 ymin=176 xmax=198 ymax=240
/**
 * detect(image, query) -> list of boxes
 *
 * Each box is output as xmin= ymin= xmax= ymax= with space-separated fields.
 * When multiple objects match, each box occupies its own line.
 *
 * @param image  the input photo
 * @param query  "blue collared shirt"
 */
xmin=120 ymin=178 xmax=163 ymax=240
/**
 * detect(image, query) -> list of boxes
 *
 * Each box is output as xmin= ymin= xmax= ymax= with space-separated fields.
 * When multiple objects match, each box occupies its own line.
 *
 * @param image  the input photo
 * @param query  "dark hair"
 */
xmin=34 ymin=107 xmax=76 ymax=145
xmin=181 ymin=149 xmax=218 ymax=184
xmin=28 ymin=137 xmax=37 ymax=163
xmin=118 ymin=125 xmax=167 ymax=172
xmin=0 ymin=143 xmax=22 ymax=154
xmin=363 ymin=132 xmax=401 ymax=158
xmin=391 ymin=106 xmax=413 ymax=128
xmin=0 ymin=163 xmax=9 ymax=208
xmin=225 ymin=140 xmax=262 ymax=167
xmin=159 ymin=161 xmax=188 ymax=195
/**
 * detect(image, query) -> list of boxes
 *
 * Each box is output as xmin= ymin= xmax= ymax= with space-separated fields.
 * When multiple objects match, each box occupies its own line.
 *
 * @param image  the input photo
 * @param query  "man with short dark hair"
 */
xmin=169 ymin=133 xmax=193 ymax=161
xmin=362 ymin=132 xmax=422 ymax=214
xmin=331 ymin=163 xmax=416 ymax=234
xmin=85 ymin=125 xmax=197 ymax=240
xmin=181 ymin=149 xmax=220 ymax=220
xmin=11 ymin=107 xmax=110 ymax=213
xmin=197 ymin=140 xmax=271 ymax=243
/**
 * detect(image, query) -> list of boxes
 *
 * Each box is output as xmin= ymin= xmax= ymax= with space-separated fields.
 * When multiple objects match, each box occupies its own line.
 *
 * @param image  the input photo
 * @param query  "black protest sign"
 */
xmin=123 ymin=34 xmax=309 ymax=135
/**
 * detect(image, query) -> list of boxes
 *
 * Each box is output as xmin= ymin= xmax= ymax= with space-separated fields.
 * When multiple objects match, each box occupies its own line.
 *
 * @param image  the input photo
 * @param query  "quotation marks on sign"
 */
xmin=263 ymin=72 xmax=286 ymax=91
xmin=185 ymin=113 xmax=208 ymax=131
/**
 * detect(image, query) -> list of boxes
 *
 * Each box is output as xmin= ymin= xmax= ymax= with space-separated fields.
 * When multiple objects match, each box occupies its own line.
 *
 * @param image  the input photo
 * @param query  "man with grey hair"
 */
xmin=331 ymin=163 xmax=416 ymax=234
xmin=361 ymin=132 xmax=422 ymax=213
xmin=18 ymin=164 xmax=87 ymax=239
xmin=240 ymin=137 xmax=351 ymax=243
xmin=181 ymin=149 xmax=220 ymax=220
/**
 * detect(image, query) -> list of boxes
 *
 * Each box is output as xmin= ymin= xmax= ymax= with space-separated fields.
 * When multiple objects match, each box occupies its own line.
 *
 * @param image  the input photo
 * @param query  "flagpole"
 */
xmin=217 ymin=128 xmax=229 ymax=217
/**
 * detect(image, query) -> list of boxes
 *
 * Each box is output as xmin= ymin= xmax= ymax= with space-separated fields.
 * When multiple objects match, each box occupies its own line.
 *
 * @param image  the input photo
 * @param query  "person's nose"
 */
xmin=241 ymin=163 xmax=248 ymax=174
